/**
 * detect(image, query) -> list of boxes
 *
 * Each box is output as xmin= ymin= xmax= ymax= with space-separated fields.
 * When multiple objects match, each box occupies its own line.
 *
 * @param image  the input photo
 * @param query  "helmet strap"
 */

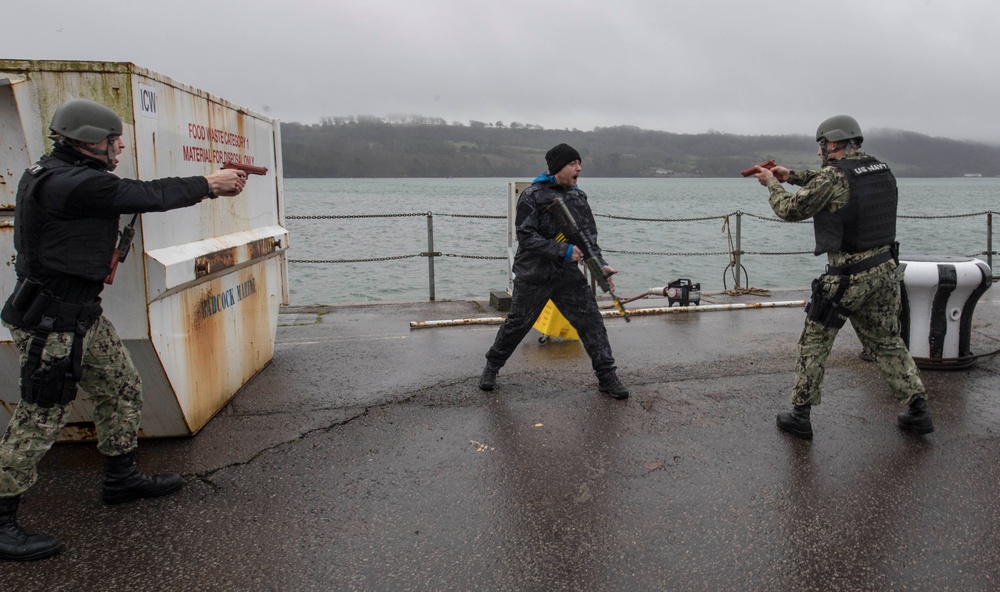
xmin=105 ymin=139 xmax=118 ymax=171
xmin=70 ymin=137 xmax=117 ymax=171
xmin=74 ymin=141 xmax=104 ymax=157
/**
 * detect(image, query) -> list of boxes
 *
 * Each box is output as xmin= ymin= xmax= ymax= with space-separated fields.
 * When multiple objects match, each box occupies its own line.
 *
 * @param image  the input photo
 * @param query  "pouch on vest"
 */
xmin=20 ymin=288 xmax=55 ymax=328
xmin=10 ymin=278 xmax=42 ymax=312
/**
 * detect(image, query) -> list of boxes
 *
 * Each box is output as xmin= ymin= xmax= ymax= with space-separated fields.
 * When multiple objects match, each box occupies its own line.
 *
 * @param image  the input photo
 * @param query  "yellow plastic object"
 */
xmin=533 ymin=300 xmax=579 ymax=341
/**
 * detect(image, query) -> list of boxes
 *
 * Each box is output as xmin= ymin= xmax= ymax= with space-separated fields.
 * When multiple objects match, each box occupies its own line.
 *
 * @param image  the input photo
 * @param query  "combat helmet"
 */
xmin=815 ymin=115 xmax=863 ymax=144
xmin=49 ymin=98 xmax=123 ymax=143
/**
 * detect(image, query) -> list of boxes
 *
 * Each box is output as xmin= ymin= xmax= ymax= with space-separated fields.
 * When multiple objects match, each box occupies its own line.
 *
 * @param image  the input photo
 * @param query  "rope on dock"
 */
xmin=723 ymin=287 xmax=772 ymax=297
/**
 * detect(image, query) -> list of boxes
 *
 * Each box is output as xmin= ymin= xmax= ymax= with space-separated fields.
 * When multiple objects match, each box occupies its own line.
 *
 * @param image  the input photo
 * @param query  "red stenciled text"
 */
xmin=187 ymin=123 xmax=249 ymax=148
xmin=182 ymin=146 xmax=258 ymax=166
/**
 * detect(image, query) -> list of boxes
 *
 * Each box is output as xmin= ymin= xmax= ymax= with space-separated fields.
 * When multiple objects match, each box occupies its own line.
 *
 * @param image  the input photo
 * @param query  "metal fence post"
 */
xmin=988 ymin=212 xmax=993 ymax=275
xmin=735 ymin=211 xmax=743 ymax=289
xmin=426 ymin=212 xmax=436 ymax=301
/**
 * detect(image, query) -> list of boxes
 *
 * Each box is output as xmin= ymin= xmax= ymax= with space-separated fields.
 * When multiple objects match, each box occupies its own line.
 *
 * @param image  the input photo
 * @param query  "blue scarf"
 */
xmin=532 ymin=172 xmax=578 ymax=190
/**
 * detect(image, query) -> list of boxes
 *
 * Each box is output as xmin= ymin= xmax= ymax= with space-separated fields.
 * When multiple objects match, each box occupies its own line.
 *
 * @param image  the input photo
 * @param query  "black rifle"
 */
xmin=546 ymin=197 xmax=630 ymax=322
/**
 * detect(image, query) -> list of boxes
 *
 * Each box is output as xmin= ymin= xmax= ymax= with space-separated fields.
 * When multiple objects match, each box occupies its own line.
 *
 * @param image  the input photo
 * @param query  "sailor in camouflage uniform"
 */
xmin=751 ymin=115 xmax=933 ymax=440
xmin=0 ymin=99 xmax=247 ymax=560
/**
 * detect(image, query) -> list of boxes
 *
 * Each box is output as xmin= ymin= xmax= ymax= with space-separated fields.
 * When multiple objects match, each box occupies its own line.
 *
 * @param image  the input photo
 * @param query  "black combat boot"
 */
xmin=479 ymin=365 xmax=499 ymax=391
xmin=777 ymin=405 xmax=813 ymax=439
xmin=0 ymin=495 xmax=61 ymax=561
xmin=598 ymin=374 xmax=630 ymax=399
xmin=102 ymin=451 xmax=184 ymax=505
xmin=897 ymin=397 xmax=935 ymax=435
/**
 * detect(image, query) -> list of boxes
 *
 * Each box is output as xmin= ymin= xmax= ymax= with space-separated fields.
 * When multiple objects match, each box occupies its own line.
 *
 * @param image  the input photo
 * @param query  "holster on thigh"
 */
xmin=19 ymin=317 xmax=90 ymax=409
xmin=21 ymin=353 xmax=78 ymax=408
xmin=804 ymin=276 xmax=851 ymax=329
xmin=6 ymin=278 xmax=101 ymax=408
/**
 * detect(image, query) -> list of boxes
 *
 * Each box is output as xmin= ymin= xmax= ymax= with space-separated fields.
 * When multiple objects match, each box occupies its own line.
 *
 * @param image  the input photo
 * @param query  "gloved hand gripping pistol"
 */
xmin=546 ymin=197 xmax=630 ymax=322
xmin=104 ymin=214 xmax=138 ymax=285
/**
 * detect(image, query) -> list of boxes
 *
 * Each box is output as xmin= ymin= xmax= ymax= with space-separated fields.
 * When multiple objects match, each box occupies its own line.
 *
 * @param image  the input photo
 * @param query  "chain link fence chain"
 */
xmin=288 ymin=253 xmax=507 ymax=264
xmin=286 ymin=212 xmax=505 ymax=220
xmin=286 ymin=210 xmax=998 ymax=262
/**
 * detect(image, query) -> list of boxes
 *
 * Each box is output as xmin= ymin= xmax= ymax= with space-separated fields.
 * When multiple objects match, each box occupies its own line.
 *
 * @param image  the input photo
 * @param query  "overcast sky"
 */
xmin=4 ymin=0 xmax=999 ymax=144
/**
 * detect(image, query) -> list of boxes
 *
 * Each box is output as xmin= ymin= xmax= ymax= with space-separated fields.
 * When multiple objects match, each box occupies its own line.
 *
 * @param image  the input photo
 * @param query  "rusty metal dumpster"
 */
xmin=0 ymin=59 xmax=288 ymax=439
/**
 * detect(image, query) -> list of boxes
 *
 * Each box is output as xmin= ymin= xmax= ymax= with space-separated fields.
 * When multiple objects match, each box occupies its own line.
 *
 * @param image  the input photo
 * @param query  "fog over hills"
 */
xmin=281 ymin=119 xmax=1000 ymax=179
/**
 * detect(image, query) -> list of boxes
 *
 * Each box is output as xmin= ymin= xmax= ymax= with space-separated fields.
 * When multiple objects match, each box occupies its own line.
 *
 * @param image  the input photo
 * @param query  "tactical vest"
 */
xmin=14 ymin=155 xmax=120 ymax=283
xmin=813 ymin=156 xmax=897 ymax=255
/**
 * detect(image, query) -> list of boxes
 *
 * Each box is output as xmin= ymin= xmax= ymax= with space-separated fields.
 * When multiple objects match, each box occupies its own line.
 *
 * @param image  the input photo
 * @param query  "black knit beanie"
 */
xmin=545 ymin=143 xmax=582 ymax=175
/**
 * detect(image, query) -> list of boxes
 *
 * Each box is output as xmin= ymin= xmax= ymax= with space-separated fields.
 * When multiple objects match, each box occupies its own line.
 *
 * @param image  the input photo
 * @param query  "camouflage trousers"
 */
xmin=485 ymin=275 xmax=618 ymax=379
xmin=791 ymin=266 xmax=926 ymax=407
xmin=0 ymin=315 xmax=142 ymax=497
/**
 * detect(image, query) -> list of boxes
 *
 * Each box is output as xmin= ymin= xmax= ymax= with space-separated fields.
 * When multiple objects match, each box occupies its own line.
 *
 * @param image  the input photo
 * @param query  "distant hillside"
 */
xmin=280 ymin=120 xmax=1000 ymax=178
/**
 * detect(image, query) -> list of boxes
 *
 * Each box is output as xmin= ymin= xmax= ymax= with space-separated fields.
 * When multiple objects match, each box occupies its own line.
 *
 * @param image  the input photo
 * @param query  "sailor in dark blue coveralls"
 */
xmin=479 ymin=143 xmax=629 ymax=399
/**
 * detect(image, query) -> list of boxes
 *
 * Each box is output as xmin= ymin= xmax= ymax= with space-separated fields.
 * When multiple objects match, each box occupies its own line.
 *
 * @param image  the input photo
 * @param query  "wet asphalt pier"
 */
xmin=5 ymin=287 xmax=1000 ymax=591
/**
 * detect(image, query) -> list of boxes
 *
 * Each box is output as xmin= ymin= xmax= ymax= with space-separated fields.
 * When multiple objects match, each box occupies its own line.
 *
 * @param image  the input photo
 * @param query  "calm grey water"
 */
xmin=283 ymin=177 xmax=998 ymax=305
